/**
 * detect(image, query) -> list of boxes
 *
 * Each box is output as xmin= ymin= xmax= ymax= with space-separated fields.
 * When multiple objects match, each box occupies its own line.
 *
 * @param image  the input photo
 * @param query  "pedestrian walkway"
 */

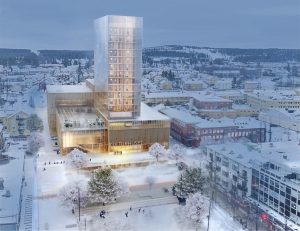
xmin=81 ymin=195 xmax=177 ymax=217
xmin=23 ymin=195 xmax=33 ymax=231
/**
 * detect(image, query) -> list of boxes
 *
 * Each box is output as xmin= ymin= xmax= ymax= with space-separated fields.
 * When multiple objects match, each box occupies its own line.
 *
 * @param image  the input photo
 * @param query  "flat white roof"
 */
xmin=137 ymin=103 xmax=170 ymax=121
xmin=159 ymin=107 xmax=202 ymax=124
xmin=143 ymin=91 xmax=190 ymax=99
xmin=47 ymin=84 xmax=92 ymax=94
xmin=247 ymin=90 xmax=300 ymax=100
xmin=192 ymin=93 xmax=232 ymax=103
xmin=260 ymin=108 xmax=300 ymax=122
xmin=207 ymin=141 xmax=300 ymax=171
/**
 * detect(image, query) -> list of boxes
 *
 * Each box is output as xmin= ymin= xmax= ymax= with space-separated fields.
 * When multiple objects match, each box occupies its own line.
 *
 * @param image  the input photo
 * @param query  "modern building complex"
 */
xmin=160 ymin=107 xmax=265 ymax=147
xmin=47 ymin=15 xmax=170 ymax=154
xmin=205 ymin=142 xmax=300 ymax=227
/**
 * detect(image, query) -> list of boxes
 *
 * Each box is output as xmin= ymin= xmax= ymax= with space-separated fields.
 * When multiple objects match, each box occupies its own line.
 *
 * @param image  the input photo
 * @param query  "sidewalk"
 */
xmin=80 ymin=186 xmax=177 ymax=217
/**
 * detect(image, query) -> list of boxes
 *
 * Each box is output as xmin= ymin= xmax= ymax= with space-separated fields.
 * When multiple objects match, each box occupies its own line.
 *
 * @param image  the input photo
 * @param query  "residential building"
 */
xmin=199 ymin=104 xmax=259 ymax=119
xmin=247 ymin=90 xmax=300 ymax=110
xmin=192 ymin=94 xmax=233 ymax=110
xmin=213 ymin=78 xmax=233 ymax=90
xmin=2 ymin=111 xmax=30 ymax=137
xmin=244 ymin=81 xmax=260 ymax=92
xmin=142 ymin=91 xmax=191 ymax=105
xmin=205 ymin=142 xmax=300 ymax=227
xmin=160 ymin=107 xmax=265 ymax=147
xmin=182 ymin=79 xmax=205 ymax=91
xmin=259 ymin=108 xmax=300 ymax=132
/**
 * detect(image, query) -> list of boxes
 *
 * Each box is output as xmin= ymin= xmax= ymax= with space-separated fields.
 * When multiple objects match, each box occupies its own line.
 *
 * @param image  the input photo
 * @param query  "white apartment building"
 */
xmin=247 ymin=90 xmax=300 ymax=110
xmin=205 ymin=141 xmax=300 ymax=227
xmin=259 ymin=108 xmax=300 ymax=132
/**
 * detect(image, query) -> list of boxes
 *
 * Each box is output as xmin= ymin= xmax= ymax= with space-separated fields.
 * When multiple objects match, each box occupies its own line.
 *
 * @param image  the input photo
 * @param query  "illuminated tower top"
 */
xmin=94 ymin=15 xmax=143 ymax=120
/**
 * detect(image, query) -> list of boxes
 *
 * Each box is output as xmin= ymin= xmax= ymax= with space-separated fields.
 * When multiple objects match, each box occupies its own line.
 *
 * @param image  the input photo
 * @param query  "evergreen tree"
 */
xmin=173 ymin=167 xmax=206 ymax=199
xmin=88 ymin=167 xmax=123 ymax=204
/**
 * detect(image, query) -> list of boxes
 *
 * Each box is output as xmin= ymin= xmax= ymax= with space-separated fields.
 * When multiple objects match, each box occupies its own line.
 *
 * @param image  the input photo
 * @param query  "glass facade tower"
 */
xmin=94 ymin=15 xmax=143 ymax=120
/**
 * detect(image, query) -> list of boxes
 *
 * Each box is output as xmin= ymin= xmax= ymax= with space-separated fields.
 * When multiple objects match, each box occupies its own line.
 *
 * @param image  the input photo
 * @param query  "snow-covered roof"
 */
xmin=183 ymin=79 xmax=204 ymax=85
xmin=207 ymin=141 xmax=300 ymax=172
xmin=260 ymin=108 xmax=300 ymax=122
xmin=143 ymin=91 xmax=191 ymax=99
xmin=247 ymin=90 xmax=300 ymax=100
xmin=135 ymin=103 xmax=170 ymax=121
xmin=195 ymin=117 xmax=262 ymax=129
xmin=159 ymin=107 xmax=202 ymax=124
xmin=47 ymin=84 xmax=92 ymax=94
xmin=192 ymin=93 xmax=232 ymax=103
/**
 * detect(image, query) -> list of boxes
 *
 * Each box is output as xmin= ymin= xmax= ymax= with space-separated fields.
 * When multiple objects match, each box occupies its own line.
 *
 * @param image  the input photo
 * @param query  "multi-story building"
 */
xmin=199 ymin=104 xmax=259 ymax=119
xmin=205 ymin=142 xmax=300 ymax=228
xmin=94 ymin=15 xmax=142 ymax=120
xmin=47 ymin=15 xmax=170 ymax=154
xmin=247 ymin=90 xmax=300 ymax=110
xmin=142 ymin=91 xmax=191 ymax=105
xmin=215 ymin=90 xmax=246 ymax=104
xmin=2 ymin=111 xmax=30 ymax=137
xmin=182 ymin=79 xmax=205 ymax=91
xmin=160 ymin=107 xmax=265 ymax=147
xmin=213 ymin=78 xmax=233 ymax=90
xmin=259 ymin=108 xmax=300 ymax=132
xmin=192 ymin=94 xmax=233 ymax=110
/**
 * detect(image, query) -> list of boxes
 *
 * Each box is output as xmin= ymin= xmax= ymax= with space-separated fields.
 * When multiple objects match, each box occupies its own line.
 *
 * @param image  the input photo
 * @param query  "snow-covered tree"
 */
xmin=88 ymin=167 xmax=124 ymax=204
xmin=66 ymin=148 xmax=89 ymax=170
xmin=149 ymin=142 xmax=167 ymax=161
xmin=26 ymin=114 xmax=44 ymax=132
xmin=27 ymin=132 xmax=44 ymax=154
xmin=173 ymin=167 xmax=206 ymax=199
xmin=175 ymin=192 xmax=209 ymax=230
xmin=59 ymin=180 xmax=88 ymax=209
xmin=168 ymin=144 xmax=185 ymax=161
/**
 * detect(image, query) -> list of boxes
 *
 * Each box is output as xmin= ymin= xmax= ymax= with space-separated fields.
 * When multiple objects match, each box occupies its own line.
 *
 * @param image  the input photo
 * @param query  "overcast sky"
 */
xmin=0 ymin=0 xmax=299 ymax=50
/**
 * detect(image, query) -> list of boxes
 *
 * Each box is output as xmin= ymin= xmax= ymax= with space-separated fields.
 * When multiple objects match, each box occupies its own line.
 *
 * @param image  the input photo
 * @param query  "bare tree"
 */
xmin=145 ymin=176 xmax=156 ymax=190
xmin=27 ymin=132 xmax=44 ymax=154
xmin=66 ymin=148 xmax=89 ymax=170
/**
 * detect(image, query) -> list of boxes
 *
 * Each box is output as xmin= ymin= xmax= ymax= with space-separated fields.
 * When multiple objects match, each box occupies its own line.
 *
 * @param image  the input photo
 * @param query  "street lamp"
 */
xmin=78 ymin=187 xmax=81 ymax=222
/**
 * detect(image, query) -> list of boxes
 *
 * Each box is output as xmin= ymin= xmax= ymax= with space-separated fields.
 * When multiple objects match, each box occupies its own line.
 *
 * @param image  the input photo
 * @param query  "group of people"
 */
xmin=98 ymin=206 xmax=146 ymax=220
xmin=125 ymin=206 xmax=145 ymax=218
xmin=42 ymin=160 xmax=65 ymax=171
xmin=99 ymin=210 xmax=106 ymax=219
xmin=44 ymin=160 xmax=65 ymax=165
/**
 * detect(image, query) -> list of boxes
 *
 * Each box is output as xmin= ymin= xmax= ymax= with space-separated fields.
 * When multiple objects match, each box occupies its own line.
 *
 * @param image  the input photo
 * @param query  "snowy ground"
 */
xmin=32 ymin=89 xmax=241 ymax=231
xmin=86 ymin=203 xmax=243 ymax=231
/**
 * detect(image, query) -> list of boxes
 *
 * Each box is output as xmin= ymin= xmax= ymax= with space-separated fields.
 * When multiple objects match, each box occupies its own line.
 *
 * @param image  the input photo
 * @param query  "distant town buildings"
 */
xmin=247 ymin=90 xmax=300 ymax=110
xmin=259 ymin=108 xmax=300 ymax=132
